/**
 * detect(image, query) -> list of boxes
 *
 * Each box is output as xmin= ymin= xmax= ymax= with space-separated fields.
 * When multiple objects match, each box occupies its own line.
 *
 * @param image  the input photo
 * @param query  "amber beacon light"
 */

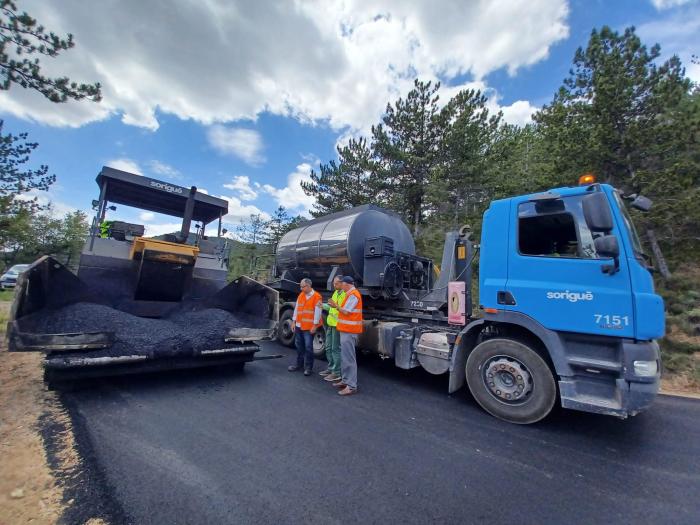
xmin=578 ymin=173 xmax=596 ymax=185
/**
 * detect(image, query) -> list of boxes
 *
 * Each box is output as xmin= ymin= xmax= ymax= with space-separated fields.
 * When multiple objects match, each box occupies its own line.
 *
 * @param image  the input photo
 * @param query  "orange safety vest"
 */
xmin=296 ymin=291 xmax=322 ymax=331
xmin=336 ymin=288 xmax=363 ymax=334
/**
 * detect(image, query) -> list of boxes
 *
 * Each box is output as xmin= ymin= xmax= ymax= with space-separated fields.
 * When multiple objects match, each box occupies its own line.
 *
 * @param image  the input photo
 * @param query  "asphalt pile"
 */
xmin=18 ymin=302 xmax=259 ymax=359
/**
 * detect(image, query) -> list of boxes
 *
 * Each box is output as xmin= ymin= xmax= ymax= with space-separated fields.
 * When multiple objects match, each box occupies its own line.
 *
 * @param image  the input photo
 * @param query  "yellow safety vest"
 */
xmin=326 ymin=289 xmax=346 ymax=327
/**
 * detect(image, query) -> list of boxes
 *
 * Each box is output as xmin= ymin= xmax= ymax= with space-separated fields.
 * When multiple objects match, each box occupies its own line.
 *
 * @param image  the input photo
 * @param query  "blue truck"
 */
xmin=268 ymin=179 xmax=664 ymax=424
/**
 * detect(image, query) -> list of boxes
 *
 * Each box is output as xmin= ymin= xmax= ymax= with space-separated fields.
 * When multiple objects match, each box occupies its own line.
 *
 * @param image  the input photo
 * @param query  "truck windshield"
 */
xmin=612 ymin=191 xmax=645 ymax=258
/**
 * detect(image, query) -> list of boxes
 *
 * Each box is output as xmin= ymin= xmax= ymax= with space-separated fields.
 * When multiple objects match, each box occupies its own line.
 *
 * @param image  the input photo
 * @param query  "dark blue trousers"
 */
xmin=294 ymin=327 xmax=314 ymax=371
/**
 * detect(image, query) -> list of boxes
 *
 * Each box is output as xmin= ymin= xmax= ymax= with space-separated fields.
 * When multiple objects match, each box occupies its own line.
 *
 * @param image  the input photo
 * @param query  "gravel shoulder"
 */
xmin=0 ymin=340 xmax=66 ymax=524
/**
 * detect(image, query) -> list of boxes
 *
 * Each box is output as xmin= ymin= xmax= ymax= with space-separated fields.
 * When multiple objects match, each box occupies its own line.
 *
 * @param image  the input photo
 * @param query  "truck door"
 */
xmin=504 ymin=194 xmax=634 ymax=338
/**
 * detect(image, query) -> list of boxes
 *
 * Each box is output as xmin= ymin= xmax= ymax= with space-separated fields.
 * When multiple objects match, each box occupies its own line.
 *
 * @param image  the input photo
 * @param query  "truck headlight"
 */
xmin=633 ymin=360 xmax=658 ymax=377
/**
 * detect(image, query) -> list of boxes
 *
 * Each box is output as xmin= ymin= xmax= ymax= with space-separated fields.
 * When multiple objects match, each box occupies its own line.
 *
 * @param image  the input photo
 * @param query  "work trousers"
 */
xmin=294 ymin=328 xmax=314 ymax=371
xmin=324 ymin=326 xmax=341 ymax=375
xmin=339 ymin=331 xmax=359 ymax=389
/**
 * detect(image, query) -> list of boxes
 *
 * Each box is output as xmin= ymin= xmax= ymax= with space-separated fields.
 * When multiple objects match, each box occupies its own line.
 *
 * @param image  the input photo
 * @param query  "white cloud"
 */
xmin=142 ymin=222 xmax=182 ymax=237
xmin=262 ymin=163 xmax=315 ymax=214
xmin=14 ymin=188 xmax=81 ymax=218
xmin=500 ymin=100 xmax=537 ymax=126
xmin=223 ymin=175 xmax=259 ymax=201
xmin=139 ymin=211 xmax=155 ymax=221
xmin=105 ymin=158 xmax=142 ymax=175
xmin=148 ymin=160 xmax=182 ymax=180
xmin=650 ymin=0 xmax=694 ymax=9
xmin=0 ymin=0 xmax=570 ymax=133
xmin=218 ymin=195 xmax=270 ymax=225
xmin=207 ymin=126 xmax=265 ymax=166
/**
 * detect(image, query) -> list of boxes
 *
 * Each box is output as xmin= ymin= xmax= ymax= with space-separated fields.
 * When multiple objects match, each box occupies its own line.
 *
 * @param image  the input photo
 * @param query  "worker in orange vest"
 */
xmin=288 ymin=278 xmax=323 ymax=376
xmin=328 ymin=275 xmax=363 ymax=396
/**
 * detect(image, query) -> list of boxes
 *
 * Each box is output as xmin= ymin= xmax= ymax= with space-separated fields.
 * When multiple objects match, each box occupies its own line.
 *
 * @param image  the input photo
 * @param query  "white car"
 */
xmin=0 ymin=264 xmax=29 ymax=289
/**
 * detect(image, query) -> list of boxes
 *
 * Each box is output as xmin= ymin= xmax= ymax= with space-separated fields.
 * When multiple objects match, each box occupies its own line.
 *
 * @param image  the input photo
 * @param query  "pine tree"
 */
xmin=535 ymin=26 xmax=698 ymax=255
xmin=301 ymin=137 xmax=383 ymax=217
xmin=430 ymin=88 xmax=501 ymax=225
xmin=371 ymin=79 xmax=445 ymax=236
xmin=0 ymin=0 xmax=101 ymax=101
xmin=235 ymin=213 xmax=268 ymax=244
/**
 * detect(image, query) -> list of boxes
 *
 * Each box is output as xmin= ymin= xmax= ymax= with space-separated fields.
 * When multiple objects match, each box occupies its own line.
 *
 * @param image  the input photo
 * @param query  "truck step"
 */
xmin=567 ymin=356 xmax=622 ymax=373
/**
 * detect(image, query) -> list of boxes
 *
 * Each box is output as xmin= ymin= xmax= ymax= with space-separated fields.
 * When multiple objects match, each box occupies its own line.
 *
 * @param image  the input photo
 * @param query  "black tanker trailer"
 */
xmin=266 ymin=205 xmax=473 ymax=373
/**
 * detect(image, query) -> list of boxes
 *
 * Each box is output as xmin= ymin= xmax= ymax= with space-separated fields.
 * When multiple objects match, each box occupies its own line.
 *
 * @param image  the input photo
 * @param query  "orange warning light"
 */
xmin=578 ymin=173 xmax=596 ymax=185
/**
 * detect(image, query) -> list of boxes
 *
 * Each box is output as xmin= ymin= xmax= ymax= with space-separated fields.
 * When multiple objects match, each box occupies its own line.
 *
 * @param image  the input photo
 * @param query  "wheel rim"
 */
xmin=313 ymin=331 xmax=325 ymax=355
xmin=482 ymin=355 xmax=534 ymax=405
xmin=281 ymin=318 xmax=294 ymax=342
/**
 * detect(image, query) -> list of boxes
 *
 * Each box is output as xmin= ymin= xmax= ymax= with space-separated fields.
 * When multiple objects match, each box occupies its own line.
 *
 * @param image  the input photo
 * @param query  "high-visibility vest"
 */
xmin=296 ymin=291 xmax=322 ymax=331
xmin=337 ymin=288 xmax=363 ymax=334
xmin=326 ymin=289 xmax=346 ymax=327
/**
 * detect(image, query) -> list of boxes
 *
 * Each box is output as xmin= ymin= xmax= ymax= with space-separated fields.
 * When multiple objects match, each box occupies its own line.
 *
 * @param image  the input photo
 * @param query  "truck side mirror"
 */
xmin=594 ymin=235 xmax=620 ymax=274
xmin=631 ymin=195 xmax=652 ymax=212
xmin=582 ymin=192 xmax=613 ymax=232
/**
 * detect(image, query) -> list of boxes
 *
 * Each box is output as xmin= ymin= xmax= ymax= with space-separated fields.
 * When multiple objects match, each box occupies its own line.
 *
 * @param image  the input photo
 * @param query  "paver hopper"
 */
xmin=5 ymin=167 xmax=278 ymax=383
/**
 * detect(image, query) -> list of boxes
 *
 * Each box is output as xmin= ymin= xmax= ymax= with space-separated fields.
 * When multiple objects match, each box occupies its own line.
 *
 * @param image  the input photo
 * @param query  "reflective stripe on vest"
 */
xmin=326 ymin=289 xmax=346 ymax=327
xmin=296 ymin=291 xmax=322 ymax=331
xmin=337 ymin=288 xmax=363 ymax=334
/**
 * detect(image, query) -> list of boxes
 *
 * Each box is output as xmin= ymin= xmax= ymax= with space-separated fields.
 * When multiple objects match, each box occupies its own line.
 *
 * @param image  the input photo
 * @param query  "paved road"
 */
xmin=62 ymin=341 xmax=700 ymax=525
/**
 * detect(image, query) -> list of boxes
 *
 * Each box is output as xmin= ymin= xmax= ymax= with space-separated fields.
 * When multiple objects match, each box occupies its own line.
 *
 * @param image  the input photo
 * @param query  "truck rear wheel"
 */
xmin=313 ymin=327 xmax=326 ymax=359
xmin=278 ymin=308 xmax=296 ymax=347
xmin=466 ymin=338 xmax=556 ymax=424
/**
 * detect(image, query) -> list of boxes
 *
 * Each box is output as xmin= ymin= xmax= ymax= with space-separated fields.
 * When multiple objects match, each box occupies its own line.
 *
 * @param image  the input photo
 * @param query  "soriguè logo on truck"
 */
xmin=150 ymin=181 xmax=184 ymax=194
xmin=546 ymin=290 xmax=594 ymax=303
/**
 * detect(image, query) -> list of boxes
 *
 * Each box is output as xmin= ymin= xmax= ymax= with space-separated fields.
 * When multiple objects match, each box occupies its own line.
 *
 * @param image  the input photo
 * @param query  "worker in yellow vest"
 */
xmin=288 ymin=278 xmax=323 ymax=376
xmin=320 ymin=275 xmax=345 ymax=383
xmin=328 ymin=275 xmax=363 ymax=396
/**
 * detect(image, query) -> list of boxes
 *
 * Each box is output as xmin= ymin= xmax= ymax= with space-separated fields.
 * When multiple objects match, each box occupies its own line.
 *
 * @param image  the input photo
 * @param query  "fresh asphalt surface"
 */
xmin=61 ymin=341 xmax=700 ymax=525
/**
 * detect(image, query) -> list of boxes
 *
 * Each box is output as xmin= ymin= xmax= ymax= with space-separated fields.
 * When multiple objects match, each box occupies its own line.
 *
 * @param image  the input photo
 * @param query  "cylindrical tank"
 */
xmin=275 ymin=205 xmax=415 ymax=287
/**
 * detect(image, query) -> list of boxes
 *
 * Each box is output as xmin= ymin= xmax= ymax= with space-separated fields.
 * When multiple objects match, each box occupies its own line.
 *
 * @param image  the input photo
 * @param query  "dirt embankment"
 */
xmin=0 ymin=300 xmax=99 ymax=524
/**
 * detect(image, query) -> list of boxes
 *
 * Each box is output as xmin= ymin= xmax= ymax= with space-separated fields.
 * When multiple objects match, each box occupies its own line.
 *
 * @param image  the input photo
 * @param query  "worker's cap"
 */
xmin=341 ymin=276 xmax=355 ymax=284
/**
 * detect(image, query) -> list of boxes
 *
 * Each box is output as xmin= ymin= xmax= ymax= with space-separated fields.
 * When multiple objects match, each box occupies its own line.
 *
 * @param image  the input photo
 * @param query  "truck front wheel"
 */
xmin=465 ymin=338 xmax=556 ymax=424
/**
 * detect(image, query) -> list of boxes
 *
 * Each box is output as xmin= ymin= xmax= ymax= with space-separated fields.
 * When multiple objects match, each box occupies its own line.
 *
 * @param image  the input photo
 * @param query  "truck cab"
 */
xmin=473 ymin=182 xmax=663 ymax=421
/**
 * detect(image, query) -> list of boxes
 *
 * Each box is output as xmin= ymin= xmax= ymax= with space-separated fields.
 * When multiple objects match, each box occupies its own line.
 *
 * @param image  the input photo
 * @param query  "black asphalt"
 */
xmin=60 ymin=341 xmax=700 ymax=525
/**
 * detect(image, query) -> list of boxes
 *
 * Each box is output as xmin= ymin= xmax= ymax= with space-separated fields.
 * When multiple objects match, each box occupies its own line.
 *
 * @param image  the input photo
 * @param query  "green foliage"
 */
xmin=372 ymin=79 xmax=445 ymax=236
xmin=0 ymin=208 xmax=89 ymax=271
xmin=302 ymin=137 xmax=384 ymax=217
xmin=228 ymin=208 xmax=306 ymax=280
xmin=262 ymin=206 xmax=305 ymax=245
xmin=0 ymin=120 xmax=55 ymax=215
xmin=0 ymin=0 xmax=101 ymax=102
xmin=535 ymin=26 xmax=699 ymax=258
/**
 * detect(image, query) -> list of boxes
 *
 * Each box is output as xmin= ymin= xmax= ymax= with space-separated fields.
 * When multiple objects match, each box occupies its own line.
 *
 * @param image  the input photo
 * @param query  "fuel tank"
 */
xmin=275 ymin=205 xmax=414 ymax=287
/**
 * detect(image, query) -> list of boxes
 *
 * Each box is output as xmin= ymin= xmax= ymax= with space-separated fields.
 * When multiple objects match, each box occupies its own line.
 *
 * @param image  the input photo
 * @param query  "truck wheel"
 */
xmin=313 ymin=326 xmax=326 ymax=360
xmin=465 ymin=338 xmax=556 ymax=424
xmin=278 ymin=309 xmax=296 ymax=347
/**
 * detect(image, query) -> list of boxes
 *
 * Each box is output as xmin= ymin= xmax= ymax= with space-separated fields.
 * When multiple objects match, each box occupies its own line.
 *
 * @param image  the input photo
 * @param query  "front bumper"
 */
xmin=559 ymin=340 xmax=660 ymax=418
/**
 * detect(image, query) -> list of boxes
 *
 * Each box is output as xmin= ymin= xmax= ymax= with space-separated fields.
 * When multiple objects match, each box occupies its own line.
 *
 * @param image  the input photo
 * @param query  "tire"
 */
xmin=465 ymin=338 xmax=556 ymax=425
xmin=277 ymin=308 xmax=296 ymax=347
xmin=312 ymin=326 xmax=326 ymax=360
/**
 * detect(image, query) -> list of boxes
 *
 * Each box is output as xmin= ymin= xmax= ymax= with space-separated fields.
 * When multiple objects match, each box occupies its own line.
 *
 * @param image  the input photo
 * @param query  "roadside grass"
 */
xmin=1 ymin=289 xmax=15 ymax=335
xmin=658 ymin=264 xmax=700 ymax=390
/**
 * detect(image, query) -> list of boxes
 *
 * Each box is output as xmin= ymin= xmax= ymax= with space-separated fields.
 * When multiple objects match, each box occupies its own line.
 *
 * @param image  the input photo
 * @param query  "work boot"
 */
xmin=338 ymin=386 xmax=357 ymax=396
xmin=288 ymin=365 xmax=300 ymax=372
xmin=324 ymin=373 xmax=340 ymax=382
xmin=319 ymin=369 xmax=331 ymax=377
xmin=304 ymin=369 xmax=313 ymax=376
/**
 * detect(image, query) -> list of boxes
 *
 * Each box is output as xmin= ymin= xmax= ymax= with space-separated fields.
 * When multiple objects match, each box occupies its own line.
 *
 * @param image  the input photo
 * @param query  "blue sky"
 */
xmin=1 ymin=0 xmax=698 ymax=237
